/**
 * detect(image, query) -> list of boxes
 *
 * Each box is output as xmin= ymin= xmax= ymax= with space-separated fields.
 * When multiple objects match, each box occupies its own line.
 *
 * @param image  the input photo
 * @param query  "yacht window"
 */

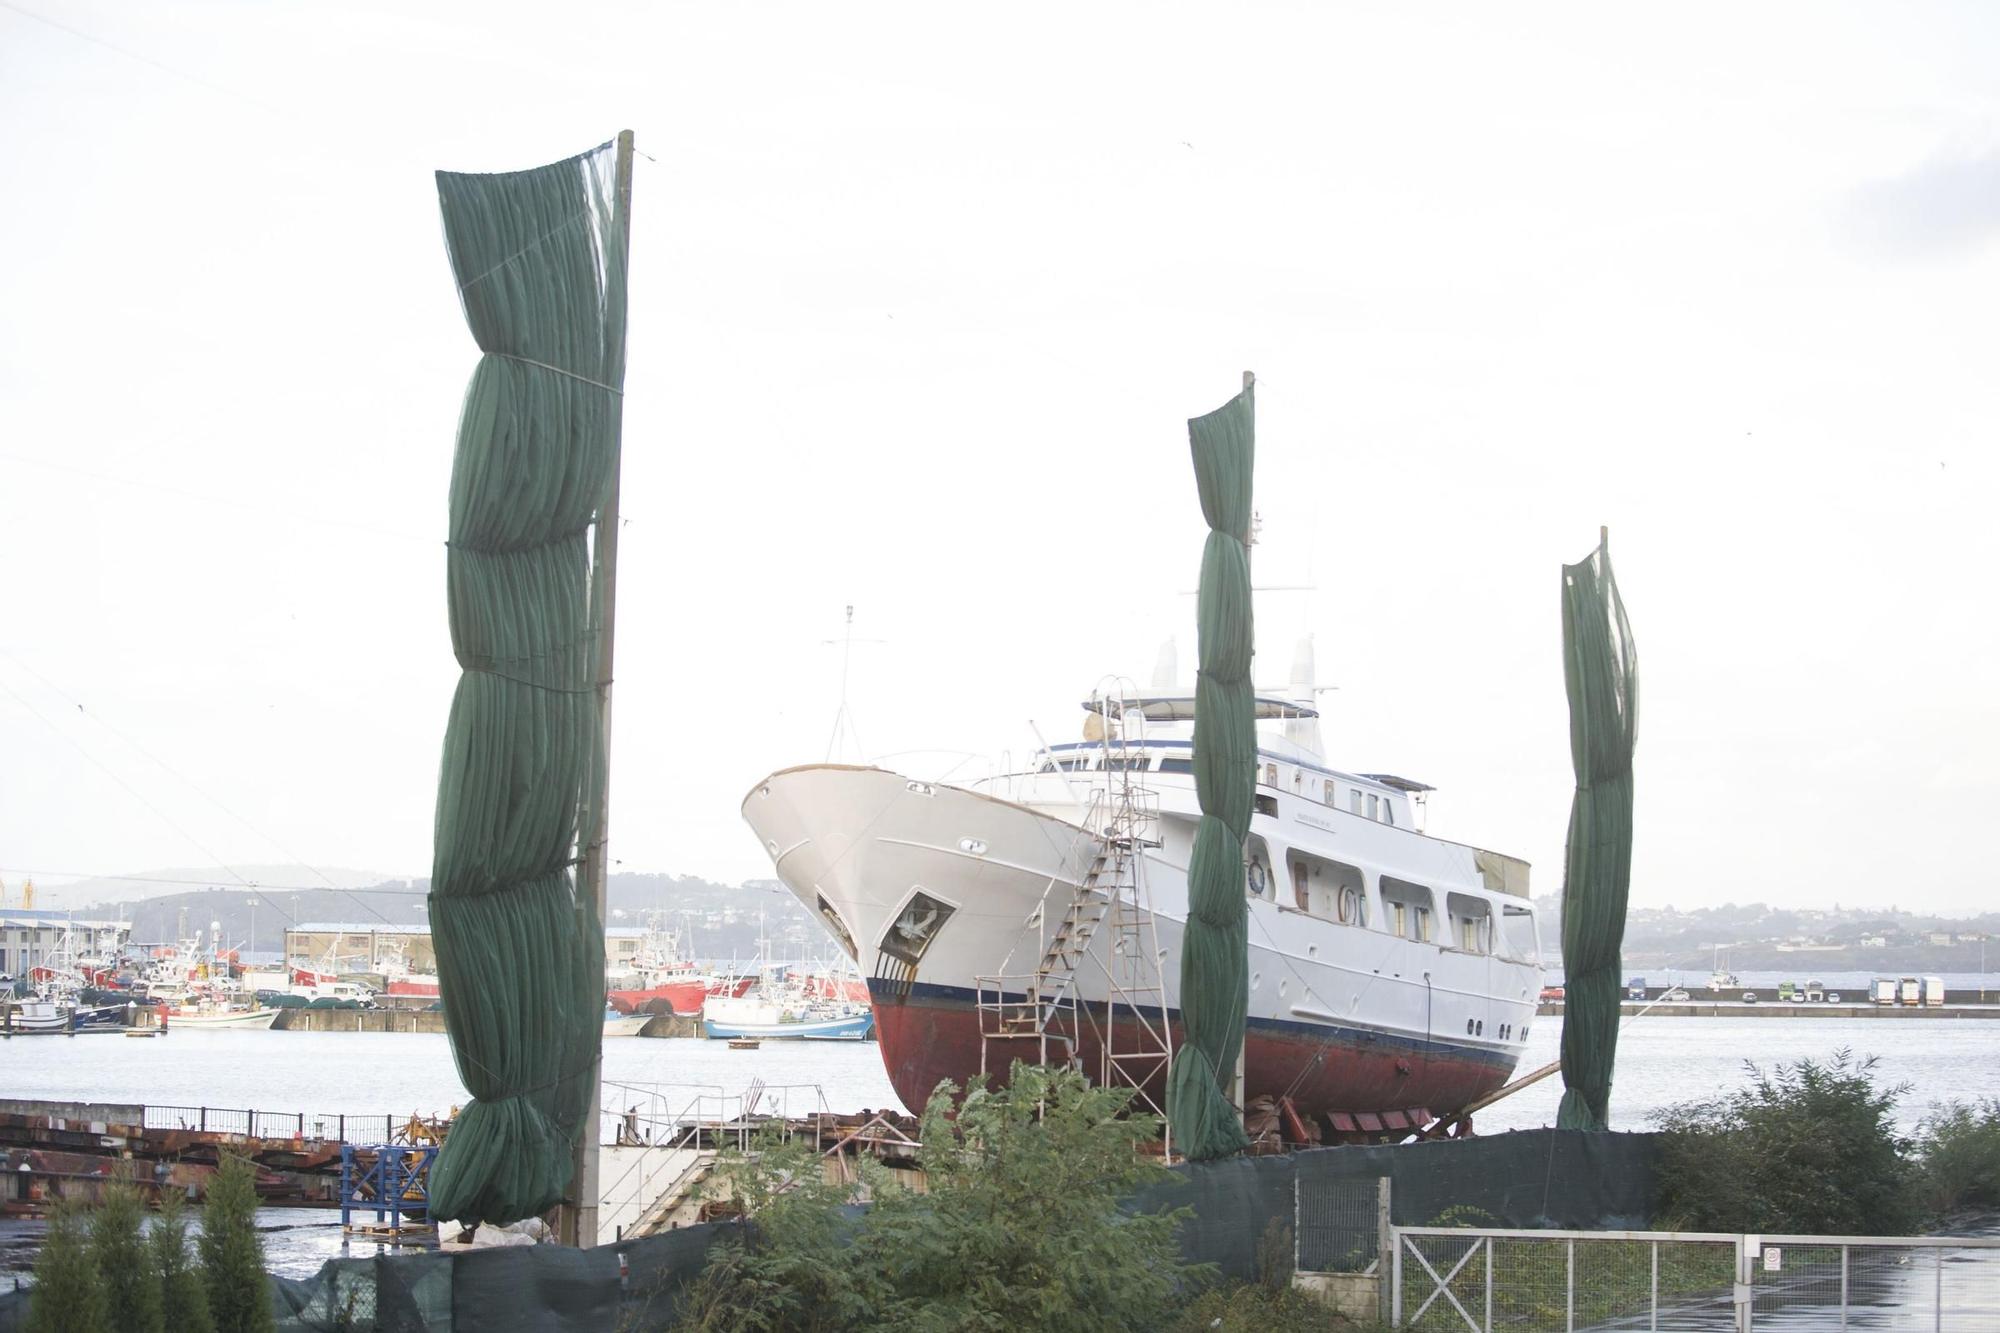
xmin=1350 ymin=791 xmax=1363 ymax=815
xmin=1381 ymin=876 xmax=1438 ymax=944
xmin=1323 ymin=780 xmax=1336 ymax=805
xmin=1500 ymin=904 xmax=1541 ymax=964
xmin=1367 ymin=794 xmax=1380 ymax=820
xmin=1292 ymin=861 xmax=1309 ymax=911
xmin=1390 ymin=902 xmax=1408 ymax=939
xmin=1447 ymin=893 xmax=1493 ymax=955
xmin=1158 ymin=758 xmax=1194 ymax=774
xmin=1264 ymin=762 xmax=1279 ymax=786
xmin=1381 ymin=801 xmax=1394 ymax=827
xmin=1253 ymin=793 xmax=1278 ymax=817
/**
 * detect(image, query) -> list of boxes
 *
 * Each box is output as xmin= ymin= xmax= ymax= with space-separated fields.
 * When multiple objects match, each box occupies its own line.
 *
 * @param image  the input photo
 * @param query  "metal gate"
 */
xmin=1390 ymin=1225 xmax=2000 ymax=1331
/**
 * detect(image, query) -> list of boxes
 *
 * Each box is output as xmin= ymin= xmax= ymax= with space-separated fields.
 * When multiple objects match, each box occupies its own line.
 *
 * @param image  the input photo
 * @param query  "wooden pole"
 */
xmin=562 ymin=127 xmax=635 ymax=1250
xmin=1233 ymin=368 xmax=1254 ymax=1121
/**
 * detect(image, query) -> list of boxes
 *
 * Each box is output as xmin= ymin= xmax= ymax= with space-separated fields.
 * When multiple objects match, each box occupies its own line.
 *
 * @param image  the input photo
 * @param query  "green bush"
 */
xmin=1913 ymin=1098 xmax=2000 ymax=1216
xmin=27 ymin=1199 xmax=110 ymax=1333
xmin=1653 ymin=1048 xmax=1920 ymax=1234
xmin=200 ymin=1155 xmax=274 ymax=1333
xmin=154 ymin=1187 xmax=216 ymax=1333
xmin=1166 ymin=1282 xmax=1365 ymax=1332
xmin=675 ymin=1062 xmax=1202 ymax=1332
xmin=88 ymin=1182 xmax=164 ymax=1333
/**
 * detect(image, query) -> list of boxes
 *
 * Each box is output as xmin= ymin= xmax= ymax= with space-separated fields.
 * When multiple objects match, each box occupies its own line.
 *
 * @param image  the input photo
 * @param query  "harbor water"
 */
xmin=4 ymin=1016 xmax=1997 ymax=1279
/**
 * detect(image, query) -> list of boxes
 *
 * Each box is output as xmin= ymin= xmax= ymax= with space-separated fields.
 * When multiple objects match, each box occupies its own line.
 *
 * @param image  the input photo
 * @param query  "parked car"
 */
xmin=1742 ymin=991 xmax=1759 ymax=1004
xmin=1661 ymin=987 xmax=1690 ymax=1002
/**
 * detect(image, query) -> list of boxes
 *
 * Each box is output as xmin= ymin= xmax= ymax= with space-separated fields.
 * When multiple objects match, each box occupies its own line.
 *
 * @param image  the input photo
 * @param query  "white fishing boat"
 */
xmin=743 ymin=648 xmax=1542 ymax=1133
xmin=603 ymin=1009 xmax=650 ymax=1037
xmin=166 ymin=1003 xmax=280 ymax=1030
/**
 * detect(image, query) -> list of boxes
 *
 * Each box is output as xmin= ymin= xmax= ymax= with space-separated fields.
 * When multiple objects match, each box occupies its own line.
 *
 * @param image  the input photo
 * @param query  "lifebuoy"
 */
xmin=1338 ymin=885 xmax=1360 ymax=924
xmin=1247 ymin=857 xmax=1269 ymax=899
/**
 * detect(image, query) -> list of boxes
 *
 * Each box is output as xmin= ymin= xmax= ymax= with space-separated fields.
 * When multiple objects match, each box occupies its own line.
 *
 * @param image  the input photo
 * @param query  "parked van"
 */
xmin=1804 ymin=979 xmax=1826 ymax=1003
xmin=1922 ymin=976 xmax=1948 ymax=1007
xmin=1626 ymin=978 xmax=1647 ymax=1000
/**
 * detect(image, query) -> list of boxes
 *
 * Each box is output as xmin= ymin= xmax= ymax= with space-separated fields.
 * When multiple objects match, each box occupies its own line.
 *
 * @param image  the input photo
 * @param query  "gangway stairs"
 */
xmin=975 ymin=681 xmax=1175 ymax=1138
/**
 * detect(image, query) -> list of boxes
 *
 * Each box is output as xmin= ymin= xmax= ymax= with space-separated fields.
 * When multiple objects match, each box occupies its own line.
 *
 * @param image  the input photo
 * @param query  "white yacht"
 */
xmin=742 ymin=665 xmax=1543 ymax=1137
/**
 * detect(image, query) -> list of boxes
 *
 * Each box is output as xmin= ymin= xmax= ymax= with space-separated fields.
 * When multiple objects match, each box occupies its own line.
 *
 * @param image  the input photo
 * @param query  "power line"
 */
xmin=0 ymin=648 xmax=409 ymax=930
xmin=0 ymin=868 xmax=425 ymax=896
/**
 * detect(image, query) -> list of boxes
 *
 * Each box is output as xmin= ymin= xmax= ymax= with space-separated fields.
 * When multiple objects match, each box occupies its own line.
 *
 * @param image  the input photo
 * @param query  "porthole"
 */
xmin=1308 ymin=944 xmax=1319 ymax=959
xmin=957 ymin=838 xmax=988 ymax=855
xmin=1252 ymin=971 xmax=1263 ymax=990
xmin=1279 ymin=979 xmax=1289 ymax=997
xmin=1466 ymin=1019 xmax=1475 ymax=1035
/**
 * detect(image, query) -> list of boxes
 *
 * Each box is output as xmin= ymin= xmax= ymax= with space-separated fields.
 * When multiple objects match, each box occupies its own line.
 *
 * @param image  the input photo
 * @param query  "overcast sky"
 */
xmin=3 ymin=1 xmax=1996 ymax=918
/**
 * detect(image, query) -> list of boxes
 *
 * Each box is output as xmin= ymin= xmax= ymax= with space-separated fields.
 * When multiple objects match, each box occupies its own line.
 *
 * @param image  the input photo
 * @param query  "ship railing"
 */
xmin=141 ymin=1104 xmax=397 ymax=1145
xmin=600 ymin=1080 xmax=832 ymax=1151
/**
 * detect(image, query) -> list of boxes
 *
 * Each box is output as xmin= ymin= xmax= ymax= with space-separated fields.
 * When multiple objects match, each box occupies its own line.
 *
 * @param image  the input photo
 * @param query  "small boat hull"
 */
xmin=602 ymin=1013 xmax=651 ymax=1038
xmin=702 ymin=1010 xmax=875 ymax=1041
xmin=169 ymin=1007 xmax=281 ymax=1030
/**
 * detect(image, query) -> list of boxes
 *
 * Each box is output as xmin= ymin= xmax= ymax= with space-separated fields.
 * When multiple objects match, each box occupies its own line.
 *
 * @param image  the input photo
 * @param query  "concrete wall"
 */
xmin=271 ymin=1007 xmax=449 ymax=1033
xmin=0 ymin=1097 xmax=145 ymax=1123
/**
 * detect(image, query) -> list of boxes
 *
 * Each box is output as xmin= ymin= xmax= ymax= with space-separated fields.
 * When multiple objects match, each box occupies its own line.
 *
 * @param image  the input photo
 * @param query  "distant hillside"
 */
xmin=24 ymin=864 xmax=398 ymax=915
xmin=1534 ymin=894 xmax=2000 ymax=975
xmin=94 ymin=869 xmax=824 ymax=963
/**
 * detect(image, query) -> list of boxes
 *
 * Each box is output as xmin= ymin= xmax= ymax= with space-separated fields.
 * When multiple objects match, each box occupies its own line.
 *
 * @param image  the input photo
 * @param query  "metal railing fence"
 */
xmin=1390 ymin=1226 xmax=2000 ymax=1332
xmin=141 ymin=1104 xmax=397 ymax=1145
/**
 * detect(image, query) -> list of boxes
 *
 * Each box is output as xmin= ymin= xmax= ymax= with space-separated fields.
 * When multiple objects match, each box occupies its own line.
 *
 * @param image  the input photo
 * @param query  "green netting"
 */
xmin=426 ymin=139 xmax=627 ymax=1223
xmin=1166 ymin=383 xmax=1255 ymax=1162
xmin=1554 ymin=535 xmax=1639 ymax=1131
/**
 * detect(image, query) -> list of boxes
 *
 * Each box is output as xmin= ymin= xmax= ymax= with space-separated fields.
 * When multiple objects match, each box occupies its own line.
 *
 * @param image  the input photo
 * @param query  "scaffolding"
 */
xmin=975 ymin=682 xmax=1175 ymax=1138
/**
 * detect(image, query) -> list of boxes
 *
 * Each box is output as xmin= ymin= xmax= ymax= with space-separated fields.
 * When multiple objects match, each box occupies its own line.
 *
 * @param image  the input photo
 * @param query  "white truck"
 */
xmin=1922 ymin=976 xmax=1948 ymax=1007
xmin=1899 ymin=977 xmax=1923 ymax=1006
xmin=1873 ymin=977 xmax=1899 ymax=1005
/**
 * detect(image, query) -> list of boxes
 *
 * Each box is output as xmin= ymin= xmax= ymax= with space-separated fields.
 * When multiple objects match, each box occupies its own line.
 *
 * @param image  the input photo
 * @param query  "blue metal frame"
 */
xmin=339 ymin=1143 xmax=438 ymax=1230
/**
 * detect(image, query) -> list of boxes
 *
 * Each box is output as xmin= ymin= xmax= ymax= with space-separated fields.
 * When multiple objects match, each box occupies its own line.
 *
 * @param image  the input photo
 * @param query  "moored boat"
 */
xmin=701 ymin=986 xmax=874 ymax=1041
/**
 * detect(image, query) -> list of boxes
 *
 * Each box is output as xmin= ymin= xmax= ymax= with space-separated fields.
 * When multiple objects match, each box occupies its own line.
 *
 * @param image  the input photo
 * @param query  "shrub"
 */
xmin=26 ymin=1199 xmax=110 ymax=1333
xmin=154 ymin=1187 xmax=215 ymax=1333
xmin=88 ymin=1182 xmax=164 ymax=1333
xmin=676 ymin=1062 xmax=1201 ymax=1332
xmin=1913 ymin=1099 xmax=2000 ymax=1216
xmin=1166 ymin=1282 xmax=1364 ymax=1333
xmin=200 ymin=1155 xmax=274 ymax=1333
xmin=1653 ymin=1048 xmax=1919 ymax=1234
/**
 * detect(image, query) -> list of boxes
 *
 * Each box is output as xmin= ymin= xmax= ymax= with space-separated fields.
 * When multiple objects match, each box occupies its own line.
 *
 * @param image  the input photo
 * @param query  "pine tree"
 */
xmin=26 ymin=1198 xmax=110 ymax=1333
xmin=199 ymin=1155 xmax=274 ymax=1333
xmin=153 ymin=1187 xmax=215 ymax=1333
xmin=88 ymin=1181 xmax=165 ymax=1333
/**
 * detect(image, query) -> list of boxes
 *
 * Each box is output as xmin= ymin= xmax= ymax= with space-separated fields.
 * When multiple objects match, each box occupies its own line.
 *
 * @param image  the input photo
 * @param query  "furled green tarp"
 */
xmin=426 ymin=140 xmax=626 ymax=1223
xmin=1165 ymin=382 xmax=1255 ymax=1161
xmin=1555 ymin=535 xmax=1639 ymax=1131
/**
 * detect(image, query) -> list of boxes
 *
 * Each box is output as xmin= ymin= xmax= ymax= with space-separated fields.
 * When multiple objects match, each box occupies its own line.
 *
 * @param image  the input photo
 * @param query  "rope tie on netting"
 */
xmin=494 ymin=352 xmax=622 ymax=395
